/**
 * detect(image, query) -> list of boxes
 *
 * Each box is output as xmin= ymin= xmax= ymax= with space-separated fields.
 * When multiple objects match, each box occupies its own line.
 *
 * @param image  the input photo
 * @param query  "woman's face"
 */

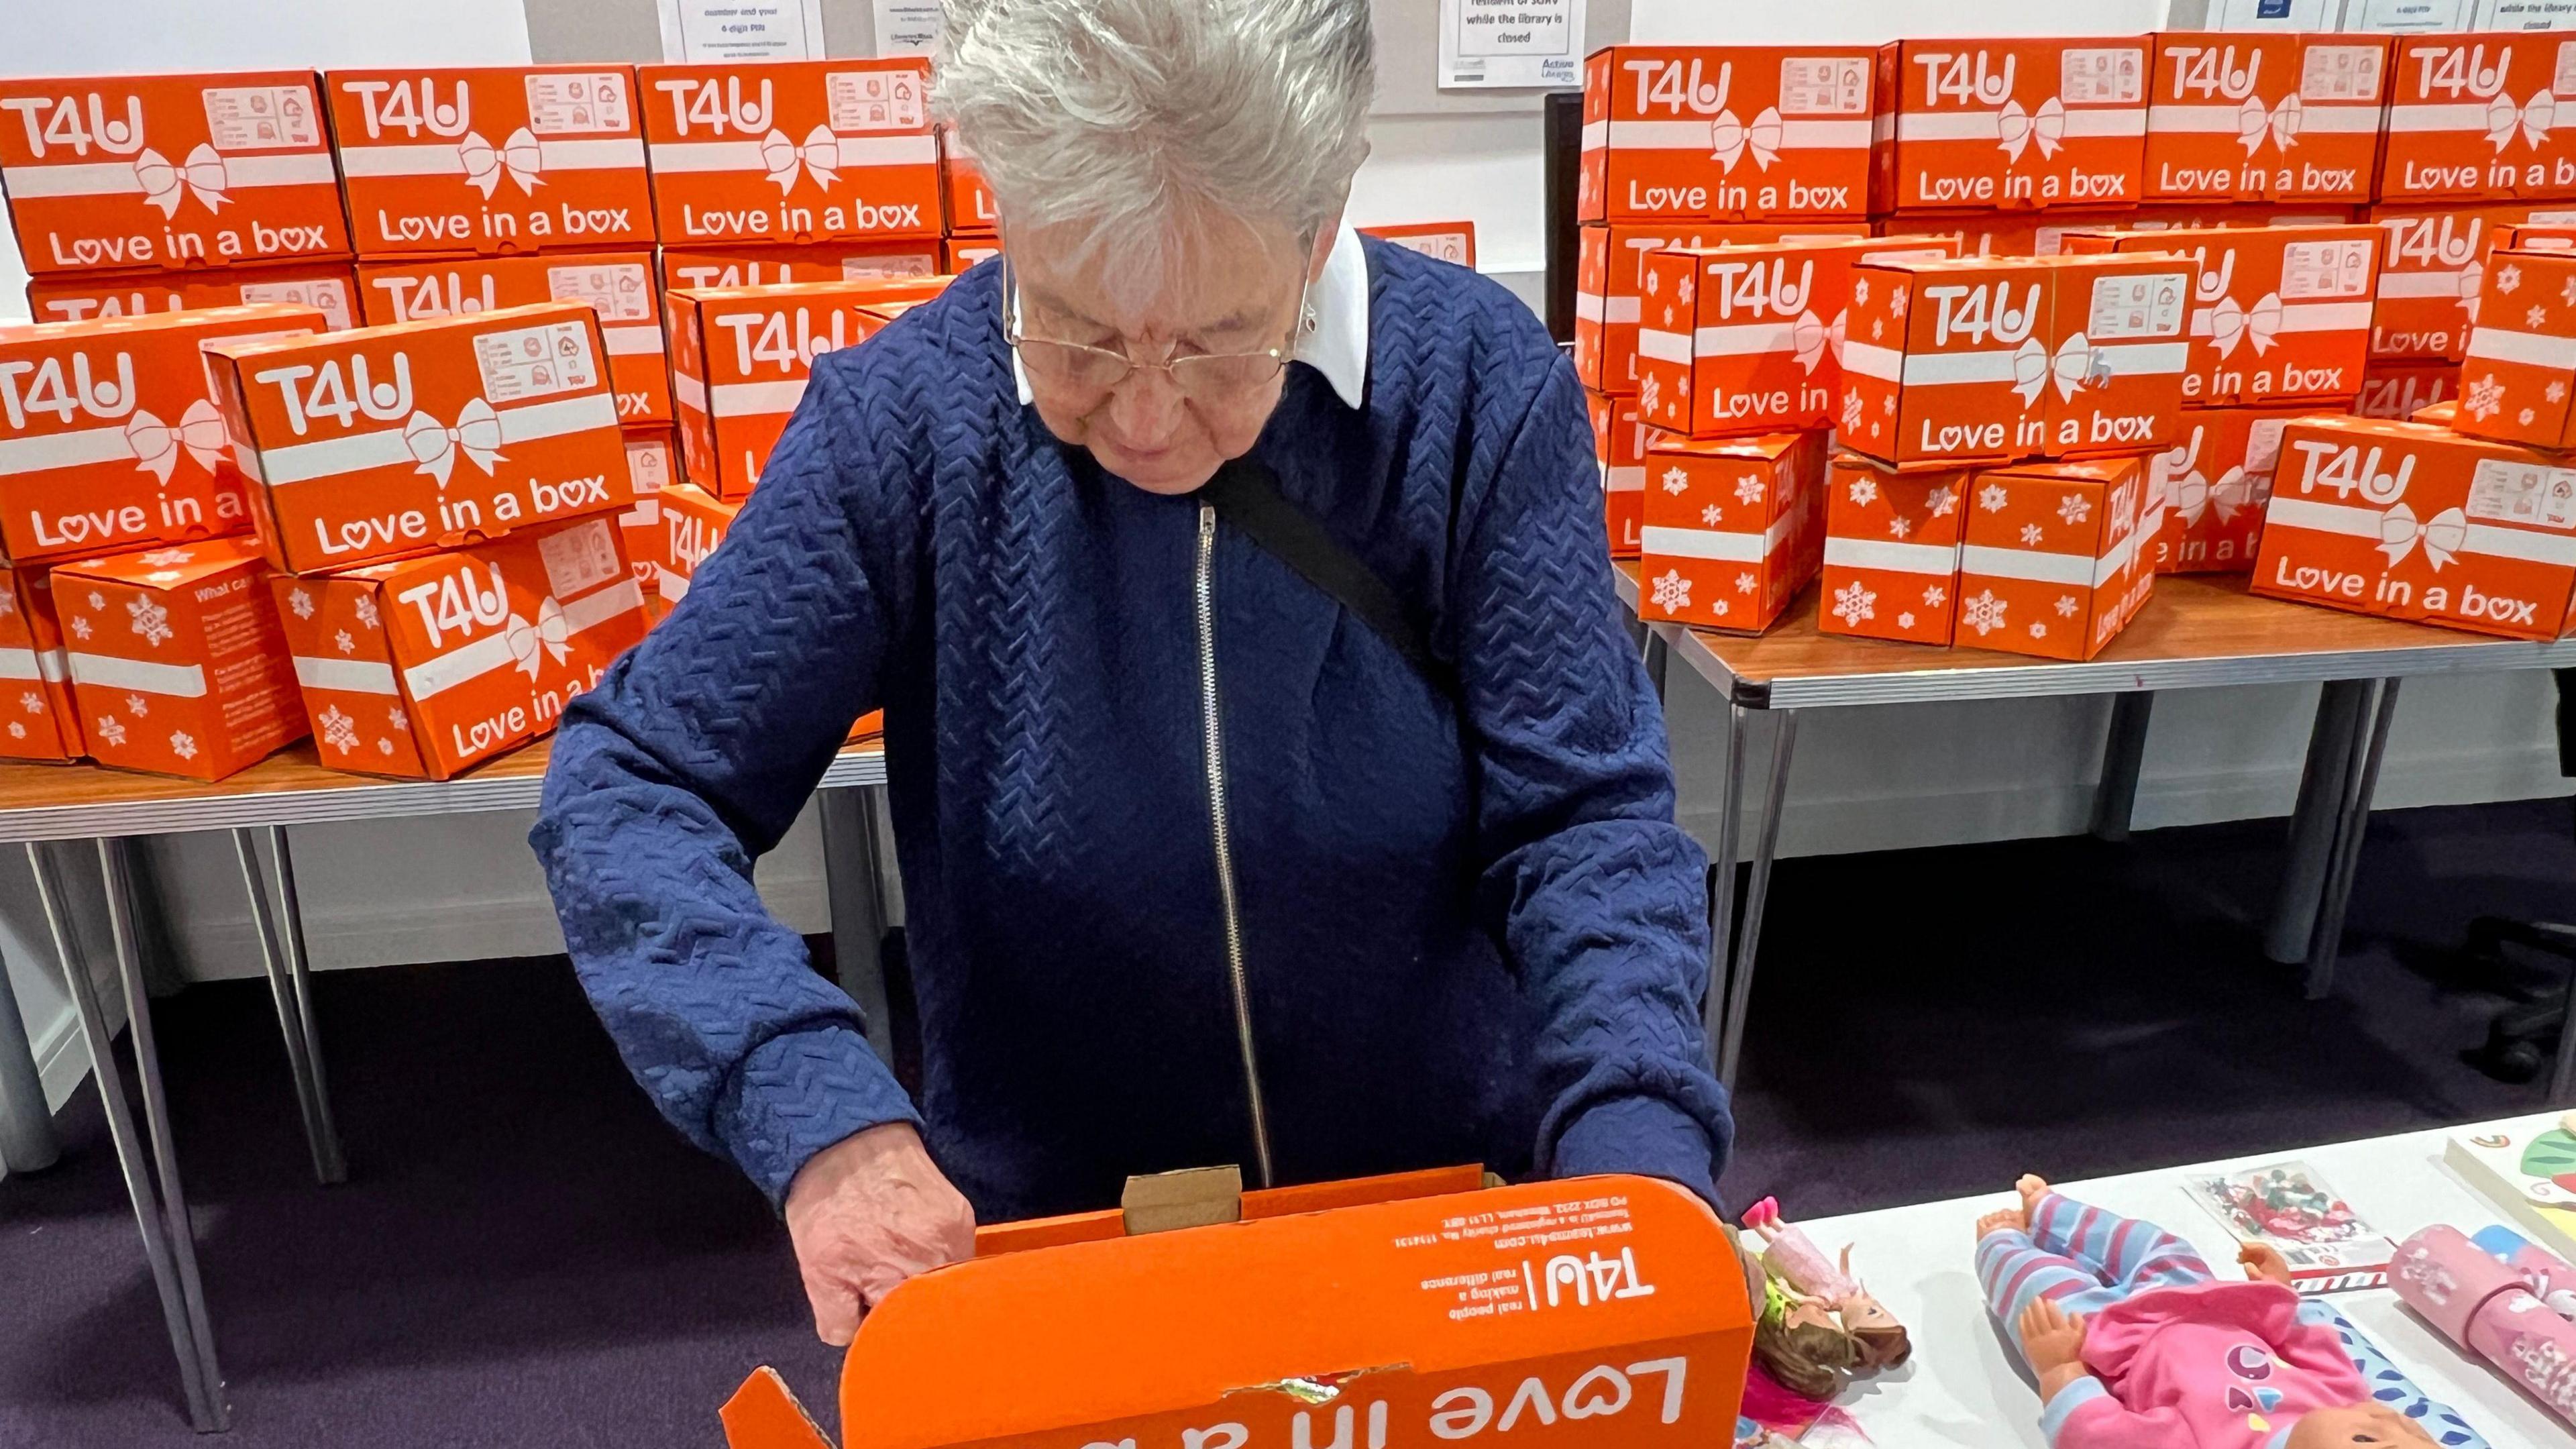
xmin=1006 ymin=214 xmax=1334 ymax=496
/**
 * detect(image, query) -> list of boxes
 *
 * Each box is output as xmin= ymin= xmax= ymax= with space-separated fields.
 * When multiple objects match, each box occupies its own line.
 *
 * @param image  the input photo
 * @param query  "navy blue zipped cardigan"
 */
xmin=530 ymin=239 xmax=1735 ymax=1223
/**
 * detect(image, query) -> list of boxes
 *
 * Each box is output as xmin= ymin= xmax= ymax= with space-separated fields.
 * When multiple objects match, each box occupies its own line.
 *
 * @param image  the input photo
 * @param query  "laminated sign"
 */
xmin=205 ymin=301 xmax=632 ymax=574
xmin=0 ymin=71 xmax=351 ymax=274
xmin=327 ymin=66 xmax=655 ymax=257
xmin=2143 ymin=34 xmax=2389 ymax=205
xmin=639 ymin=60 xmax=941 ymax=246
xmin=356 ymin=252 xmax=673 ymax=424
xmin=1876 ymin=39 xmax=2151 ymax=214
xmin=1578 ymin=46 xmax=1877 ymax=223
xmin=719 ymin=1173 xmax=1754 ymax=1449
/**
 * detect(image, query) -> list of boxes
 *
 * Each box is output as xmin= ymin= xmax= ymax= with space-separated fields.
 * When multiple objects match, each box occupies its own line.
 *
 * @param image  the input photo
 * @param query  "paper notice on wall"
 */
xmin=1438 ymin=0 xmax=1585 ymax=90
xmin=658 ymin=0 xmax=828 ymax=61
xmin=873 ymin=0 xmax=943 ymax=55
xmin=2210 ymin=0 xmax=2336 ymax=27
xmin=2344 ymin=0 xmax=2472 ymax=30
xmin=2479 ymin=0 xmax=2576 ymax=27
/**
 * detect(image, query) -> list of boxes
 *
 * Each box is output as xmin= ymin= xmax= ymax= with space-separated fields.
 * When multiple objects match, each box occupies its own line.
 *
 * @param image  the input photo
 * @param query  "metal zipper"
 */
xmin=1196 ymin=502 xmax=1275 ymax=1188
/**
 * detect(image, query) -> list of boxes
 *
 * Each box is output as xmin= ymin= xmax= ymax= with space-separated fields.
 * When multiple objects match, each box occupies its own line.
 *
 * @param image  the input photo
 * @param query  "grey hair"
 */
xmin=934 ymin=0 xmax=1375 ymax=263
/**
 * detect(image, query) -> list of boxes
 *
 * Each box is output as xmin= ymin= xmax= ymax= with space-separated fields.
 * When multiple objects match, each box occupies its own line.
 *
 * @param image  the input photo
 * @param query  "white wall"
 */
xmin=1631 ymin=0 xmax=2172 ymax=42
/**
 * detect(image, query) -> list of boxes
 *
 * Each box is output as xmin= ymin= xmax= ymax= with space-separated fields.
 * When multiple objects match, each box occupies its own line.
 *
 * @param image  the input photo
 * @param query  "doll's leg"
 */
xmin=2025 ymin=1191 xmax=2214 ymax=1295
xmin=1977 ymin=1228 xmax=2130 ymax=1328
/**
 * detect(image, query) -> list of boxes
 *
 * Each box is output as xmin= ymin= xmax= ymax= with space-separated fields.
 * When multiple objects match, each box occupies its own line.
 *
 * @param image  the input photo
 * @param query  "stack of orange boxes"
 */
xmin=201 ymin=300 xmax=649 ymax=779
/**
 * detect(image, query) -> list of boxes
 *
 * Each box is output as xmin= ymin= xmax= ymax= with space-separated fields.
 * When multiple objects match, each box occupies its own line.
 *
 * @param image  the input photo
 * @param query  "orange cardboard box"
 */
xmin=661 ymin=241 xmax=943 ymax=293
xmin=205 ymin=301 xmax=630 ymax=574
xmin=2454 ymin=248 xmax=2576 ymax=449
xmin=1956 ymin=454 xmax=2160 ymax=661
xmin=1361 ymin=221 xmax=1479 ymax=268
xmin=2365 ymin=204 xmax=2554 ymax=362
xmin=272 ymin=513 xmax=644 ymax=778
xmin=2147 ymin=405 xmax=2307 ymax=574
xmin=0 ymin=565 xmax=82 ymax=761
xmin=944 ymin=234 xmax=1000 ymax=274
xmin=2254 ymin=415 xmax=2576 ymax=639
xmin=1575 ymin=221 xmax=1870 ymax=395
xmin=1873 ymin=205 xmax=2357 ymax=259
xmin=2040 ymin=253 xmax=2194 ymax=458
xmin=356 ymin=251 xmax=672 ymax=425
xmin=1587 ymin=388 xmax=1646 ymax=556
xmin=0 ymin=303 xmax=326 ymax=566
xmin=1876 ymin=38 xmax=2151 ymax=215
xmin=2062 ymin=225 xmax=2379 ymax=406
xmin=25 ymin=262 xmax=358 ymax=330
xmin=2383 ymin=34 xmax=2576 ymax=205
xmin=1579 ymin=46 xmax=1876 ymax=223
xmin=52 ymin=537 xmax=304 ymax=779
xmin=669 ymin=278 xmax=942 ymax=499
xmin=2142 ymin=34 xmax=2390 ymax=204
xmin=0 ymin=71 xmax=350 ymax=275
xmin=720 ymin=1173 xmax=1752 ymax=1449
xmin=1818 ymin=453 xmax=1969 ymax=645
xmin=2355 ymin=362 xmax=2458 ymax=419
xmin=937 ymin=124 xmax=997 ymax=234
xmin=638 ymin=60 xmax=939 ymax=246
xmin=618 ymin=425 xmax=678 ymax=608
xmin=1634 ymin=236 xmax=1957 ymax=438
xmin=327 ymin=66 xmax=652 ymax=258
xmin=1635 ymin=428 xmax=1827 ymax=633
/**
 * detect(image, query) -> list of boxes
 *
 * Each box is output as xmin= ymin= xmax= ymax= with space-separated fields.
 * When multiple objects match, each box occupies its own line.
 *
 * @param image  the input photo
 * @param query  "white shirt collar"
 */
xmin=1010 ymin=223 xmax=1370 ymax=411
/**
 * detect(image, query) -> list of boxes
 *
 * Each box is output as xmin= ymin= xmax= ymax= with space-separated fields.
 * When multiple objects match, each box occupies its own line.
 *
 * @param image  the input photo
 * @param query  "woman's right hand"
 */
xmin=782 ymin=1122 xmax=978 ymax=1346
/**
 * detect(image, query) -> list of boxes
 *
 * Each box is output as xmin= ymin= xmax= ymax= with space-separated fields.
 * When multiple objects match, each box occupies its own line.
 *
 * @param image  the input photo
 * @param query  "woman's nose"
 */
xmin=1107 ymin=366 xmax=1189 ymax=447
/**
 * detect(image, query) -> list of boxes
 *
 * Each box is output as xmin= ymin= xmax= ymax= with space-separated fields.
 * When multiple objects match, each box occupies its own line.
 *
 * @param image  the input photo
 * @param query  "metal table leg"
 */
xmin=2266 ymin=679 xmax=2368 ymax=964
xmin=28 ymin=841 xmax=229 ymax=1431
xmin=232 ymin=828 xmax=343 ymax=1185
xmin=817 ymin=785 xmax=896 ymax=1061
xmin=1701 ymin=700 xmax=1748 ymax=1055
xmin=1643 ymin=628 xmax=1671 ymax=701
xmin=2305 ymin=680 xmax=2402 ymax=1001
xmin=1717 ymin=708 xmax=1799 ymax=1091
xmin=2552 ymin=953 xmax=2576 ymax=1108
xmin=2090 ymin=692 xmax=2155 ymax=843
xmin=0 ymin=938 xmax=61 ymax=1173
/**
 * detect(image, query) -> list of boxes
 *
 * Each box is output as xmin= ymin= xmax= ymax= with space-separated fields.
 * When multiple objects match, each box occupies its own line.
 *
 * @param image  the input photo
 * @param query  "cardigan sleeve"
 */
xmin=529 ymin=354 xmax=924 ymax=1207
xmin=1452 ymin=354 xmax=1734 ymax=1206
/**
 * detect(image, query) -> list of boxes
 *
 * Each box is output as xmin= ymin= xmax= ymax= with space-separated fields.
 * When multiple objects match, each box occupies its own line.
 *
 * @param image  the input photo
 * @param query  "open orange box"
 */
xmin=1361 ymin=222 xmax=1478 ymax=269
xmin=2061 ymin=224 xmax=2379 ymax=407
xmin=659 ymin=241 xmax=943 ymax=293
xmin=1957 ymin=453 xmax=2161 ymax=661
xmin=668 ymin=276 xmax=949 ymax=500
xmin=638 ymin=59 xmax=940 ymax=248
xmin=205 ymin=300 xmax=631 ymax=575
xmin=0 ymin=564 xmax=83 ymax=762
xmin=723 ymin=1168 xmax=1752 ymax=1449
xmin=1874 ymin=38 xmax=2151 ymax=215
xmin=1635 ymin=429 xmax=1827 ymax=635
xmin=2255 ymin=413 xmax=2576 ymax=641
xmin=2382 ymin=33 xmax=2576 ymax=206
xmin=356 ymin=252 xmax=672 ymax=425
xmin=272 ymin=513 xmax=645 ymax=779
xmin=326 ymin=65 xmax=653 ymax=258
xmin=1578 ymin=46 xmax=1876 ymax=224
xmin=0 ymin=70 xmax=350 ymax=275
xmin=24 ymin=262 xmax=358 ymax=330
xmin=1574 ymin=221 xmax=1868 ymax=396
xmin=53 ymin=537 xmax=306 ymax=780
xmin=2147 ymin=405 xmax=2307 ymax=576
xmin=1819 ymin=453 xmax=1969 ymax=647
xmin=2141 ymin=34 xmax=2388 ymax=205
xmin=0 ymin=302 xmax=326 ymax=566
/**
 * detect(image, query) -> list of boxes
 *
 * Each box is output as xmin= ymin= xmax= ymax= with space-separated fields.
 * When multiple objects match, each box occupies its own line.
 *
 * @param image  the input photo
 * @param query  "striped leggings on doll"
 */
xmin=1977 ymin=1192 xmax=2215 ymax=1334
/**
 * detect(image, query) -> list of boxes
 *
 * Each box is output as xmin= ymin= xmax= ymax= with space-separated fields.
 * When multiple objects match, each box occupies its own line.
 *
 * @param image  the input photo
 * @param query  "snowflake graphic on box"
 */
xmin=1735 ymin=571 xmax=1758 ymax=594
xmin=378 ymin=738 xmax=394 ymax=755
xmin=2552 ymin=381 xmax=2569 ymax=405
xmin=319 ymin=705 xmax=359 ymax=753
xmin=1649 ymin=569 xmax=1690 ymax=612
xmin=127 ymin=598 xmax=172 ymax=648
xmin=1870 ymin=317 xmax=1884 ymax=341
xmin=2524 ymin=407 xmax=2539 ymax=426
xmin=1847 ymin=476 xmax=1879 ymax=508
xmin=1980 ymin=483 xmax=2010 ymax=513
xmin=2020 ymin=523 xmax=2045 ymax=545
xmin=6 ymin=723 xmax=21 ymax=741
xmin=1962 ymin=590 xmax=2006 ymax=636
xmin=1889 ymin=286 xmax=1908 ymax=318
xmin=123 ymin=693 xmax=148 ymax=718
xmin=2058 ymin=494 xmax=2092 ymax=526
xmin=2028 ymin=621 xmax=2048 ymax=639
xmin=388 ymin=706 xmax=409 ymax=731
xmin=85 ymin=592 xmax=103 ymax=612
xmin=1701 ymin=504 xmax=1723 ymax=525
xmin=288 ymin=588 xmax=315 ymax=621
xmin=2055 ymin=594 xmax=2080 ymax=618
xmin=0 ymin=592 xmax=16 ymax=618
xmin=68 ymin=616 xmax=90 ymax=642
xmin=335 ymin=629 xmax=356 ymax=656
xmin=1889 ymin=515 xmax=1913 ymax=539
xmin=2500 ymin=264 xmax=2523 ymax=294
xmin=354 ymin=595 xmax=380 ymax=629
xmin=1928 ymin=486 xmax=1957 ymax=517
xmin=1735 ymin=476 xmax=1766 ymax=506
xmin=1841 ymin=390 xmax=1865 ymax=432
xmin=15 ymin=692 xmax=36 ymax=715
xmin=1661 ymin=465 xmax=1690 ymax=496
xmin=1896 ymin=611 xmax=1916 ymax=629
xmin=1924 ymin=584 xmax=1947 ymax=607
xmin=168 ymin=731 xmax=196 ymax=761
xmin=1638 ymin=374 xmax=1662 ymax=421
xmin=1644 ymin=270 xmax=1660 ymax=298
xmin=1831 ymin=581 xmax=1876 ymax=627
xmin=1854 ymin=278 xmax=1871 ymax=307
xmin=1675 ymin=273 xmax=1694 ymax=305
xmin=2533 ymin=305 xmax=2552 ymax=329
xmin=94 ymin=714 xmax=125 ymax=747
xmin=2466 ymin=373 xmax=2506 ymax=421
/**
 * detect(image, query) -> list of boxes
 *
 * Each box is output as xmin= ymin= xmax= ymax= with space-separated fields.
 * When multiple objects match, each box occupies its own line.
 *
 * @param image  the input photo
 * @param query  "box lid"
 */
xmin=53 ymin=537 xmax=267 ymax=589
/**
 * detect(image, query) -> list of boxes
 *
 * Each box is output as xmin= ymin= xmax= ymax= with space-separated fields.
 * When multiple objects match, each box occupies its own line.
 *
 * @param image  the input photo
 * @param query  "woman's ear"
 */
xmin=1307 ymin=207 xmax=1346 ymax=283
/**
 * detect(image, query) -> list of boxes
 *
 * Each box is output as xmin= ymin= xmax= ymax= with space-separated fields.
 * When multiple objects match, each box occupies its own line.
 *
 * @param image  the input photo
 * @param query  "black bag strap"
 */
xmin=1199 ymin=459 xmax=1456 ymax=698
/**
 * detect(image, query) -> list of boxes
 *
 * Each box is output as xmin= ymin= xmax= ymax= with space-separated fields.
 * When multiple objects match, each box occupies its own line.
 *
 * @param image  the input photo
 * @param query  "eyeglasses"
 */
xmin=1003 ymin=255 xmax=1313 ymax=399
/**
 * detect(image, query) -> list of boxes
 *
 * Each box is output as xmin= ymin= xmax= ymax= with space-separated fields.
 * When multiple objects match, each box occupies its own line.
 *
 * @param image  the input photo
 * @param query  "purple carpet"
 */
xmin=3 ymin=796 xmax=2572 ymax=1445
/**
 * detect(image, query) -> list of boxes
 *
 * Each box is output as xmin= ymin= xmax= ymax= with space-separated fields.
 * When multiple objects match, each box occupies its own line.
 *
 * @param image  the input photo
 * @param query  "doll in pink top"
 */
xmin=1976 ymin=1175 xmax=2438 ymax=1449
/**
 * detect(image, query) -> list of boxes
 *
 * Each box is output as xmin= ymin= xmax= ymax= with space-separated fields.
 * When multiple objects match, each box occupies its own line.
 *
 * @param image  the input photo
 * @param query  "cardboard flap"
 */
xmin=724 ymin=1366 xmax=837 ymax=1449
xmin=839 ymin=1175 xmax=1751 ymax=1449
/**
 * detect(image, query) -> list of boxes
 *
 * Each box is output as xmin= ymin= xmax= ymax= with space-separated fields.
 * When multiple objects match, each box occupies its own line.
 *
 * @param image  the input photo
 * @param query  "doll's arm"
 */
xmin=2040 ymin=1381 xmax=2200 ymax=1449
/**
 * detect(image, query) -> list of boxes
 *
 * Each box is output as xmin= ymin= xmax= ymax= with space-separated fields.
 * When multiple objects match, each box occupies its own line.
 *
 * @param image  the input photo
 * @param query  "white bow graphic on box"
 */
xmin=403 ymin=399 xmax=505 ymax=485
xmin=1998 ymin=97 xmax=2065 ymax=163
xmin=2206 ymin=291 xmax=2283 ymax=359
xmin=762 ymin=127 xmax=841 ymax=194
xmin=1790 ymin=309 xmax=1848 ymax=374
xmin=1711 ymin=107 xmax=1784 ymax=172
xmin=2378 ymin=501 xmax=2467 ymax=570
xmin=2238 ymin=95 xmax=2302 ymax=156
xmin=2487 ymin=91 xmax=2556 ymax=152
xmin=2174 ymin=466 xmax=2261 ymax=526
xmin=133 ymin=145 xmax=229 ymax=218
xmin=457 ymin=128 xmax=543 ymax=198
xmin=123 ymin=400 xmax=228 ymax=483
xmin=2011 ymin=332 xmax=2103 ymax=407
xmin=505 ymin=598 xmax=570 ymax=680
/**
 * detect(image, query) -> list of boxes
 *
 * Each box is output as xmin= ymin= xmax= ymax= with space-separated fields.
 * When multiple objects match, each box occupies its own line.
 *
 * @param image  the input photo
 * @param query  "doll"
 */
xmin=1743 ymin=1195 xmax=1912 ymax=1369
xmin=1976 ymin=1175 xmax=2458 ymax=1449
xmin=1738 ymin=1238 xmax=1866 ymax=1398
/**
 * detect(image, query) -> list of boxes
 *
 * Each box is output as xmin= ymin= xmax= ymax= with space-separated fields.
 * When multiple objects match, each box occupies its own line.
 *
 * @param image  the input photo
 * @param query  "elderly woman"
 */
xmin=532 ymin=0 xmax=1730 ymax=1344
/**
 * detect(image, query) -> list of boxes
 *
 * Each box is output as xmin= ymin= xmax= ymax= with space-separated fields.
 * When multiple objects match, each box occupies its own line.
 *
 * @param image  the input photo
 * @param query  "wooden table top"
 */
xmin=0 ymin=732 xmax=886 ymax=844
xmin=1613 ymin=563 xmax=2576 ymax=709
